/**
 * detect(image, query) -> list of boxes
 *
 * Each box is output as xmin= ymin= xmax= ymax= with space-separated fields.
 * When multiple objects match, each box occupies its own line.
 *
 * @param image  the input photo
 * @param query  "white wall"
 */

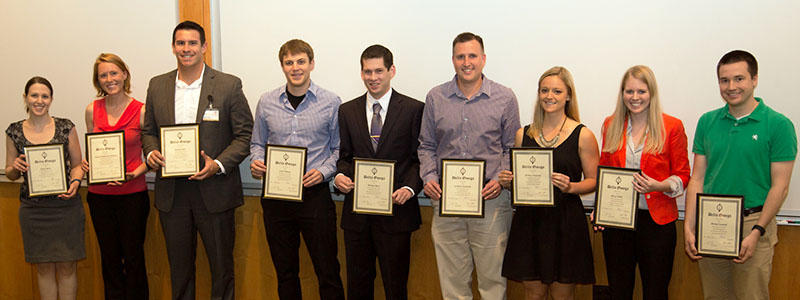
xmin=0 ymin=0 xmax=178 ymax=154
xmin=218 ymin=0 xmax=800 ymax=215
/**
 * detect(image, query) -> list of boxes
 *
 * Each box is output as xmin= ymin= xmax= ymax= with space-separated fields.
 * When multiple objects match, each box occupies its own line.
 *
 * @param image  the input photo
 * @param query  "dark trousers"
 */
xmin=159 ymin=179 xmax=235 ymax=300
xmin=261 ymin=183 xmax=344 ymax=300
xmin=602 ymin=210 xmax=676 ymax=300
xmin=344 ymin=224 xmax=412 ymax=300
xmin=87 ymin=191 xmax=150 ymax=300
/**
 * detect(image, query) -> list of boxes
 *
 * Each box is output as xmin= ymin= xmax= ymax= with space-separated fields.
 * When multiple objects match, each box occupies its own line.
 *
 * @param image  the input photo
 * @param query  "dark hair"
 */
xmin=452 ymin=32 xmax=484 ymax=53
xmin=93 ymin=53 xmax=132 ymax=97
xmin=360 ymin=44 xmax=393 ymax=70
xmin=717 ymin=50 xmax=758 ymax=78
xmin=25 ymin=76 xmax=53 ymax=96
xmin=172 ymin=20 xmax=206 ymax=45
xmin=278 ymin=39 xmax=314 ymax=63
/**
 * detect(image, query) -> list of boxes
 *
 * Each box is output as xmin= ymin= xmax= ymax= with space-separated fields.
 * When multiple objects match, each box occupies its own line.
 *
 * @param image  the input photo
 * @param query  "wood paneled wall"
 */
xmin=0 ymin=182 xmax=798 ymax=299
xmin=178 ymin=0 xmax=212 ymax=66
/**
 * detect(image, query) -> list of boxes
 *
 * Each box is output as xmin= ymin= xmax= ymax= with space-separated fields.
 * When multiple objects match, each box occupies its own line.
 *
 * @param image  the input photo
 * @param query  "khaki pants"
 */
xmin=431 ymin=190 xmax=513 ymax=300
xmin=698 ymin=212 xmax=778 ymax=300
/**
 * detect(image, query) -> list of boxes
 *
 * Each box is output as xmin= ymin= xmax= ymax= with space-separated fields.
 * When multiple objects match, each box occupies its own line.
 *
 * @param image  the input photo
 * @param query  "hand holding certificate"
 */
xmin=24 ymin=144 xmax=68 ymax=197
xmin=511 ymin=148 xmax=554 ymax=206
xmin=353 ymin=158 xmax=395 ymax=215
xmin=262 ymin=145 xmax=306 ymax=202
xmin=593 ymin=166 xmax=640 ymax=230
xmin=85 ymin=131 xmax=126 ymax=184
xmin=160 ymin=124 xmax=199 ymax=178
xmin=696 ymin=194 xmax=743 ymax=259
xmin=440 ymin=159 xmax=485 ymax=217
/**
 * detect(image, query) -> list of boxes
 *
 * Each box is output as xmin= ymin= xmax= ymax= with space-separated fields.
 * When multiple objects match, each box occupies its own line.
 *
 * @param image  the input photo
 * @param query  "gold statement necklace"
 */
xmin=539 ymin=115 xmax=567 ymax=148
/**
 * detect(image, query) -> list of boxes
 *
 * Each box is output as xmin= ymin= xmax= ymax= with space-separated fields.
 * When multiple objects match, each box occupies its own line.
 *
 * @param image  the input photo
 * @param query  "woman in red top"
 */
xmin=81 ymin=53 xmax=150 ymax=299
xmin=596 ymin=65 xmax=690 ymax=300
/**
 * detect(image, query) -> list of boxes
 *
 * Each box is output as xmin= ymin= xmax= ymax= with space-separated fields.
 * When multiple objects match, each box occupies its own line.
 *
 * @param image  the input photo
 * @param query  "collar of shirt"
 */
xmin=721 ymin=97 xmax=765 ymax=122
xmin=445 ymin=74 xmax=492 ymax=101
xmin=279 ymin=80 xmax=320 ymax=110
xmin=175 ymin=66 xmax=205 ymax=88
xmin=366 ymin=88 xmax=392 ymax=128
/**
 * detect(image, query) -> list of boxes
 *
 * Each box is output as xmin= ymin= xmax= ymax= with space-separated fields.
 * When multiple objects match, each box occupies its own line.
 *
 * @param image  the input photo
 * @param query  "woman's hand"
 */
xmin=552 ymin=172 xmax=572 ymax=193
xmin=498 ymin=170 xmax=513 ymax=189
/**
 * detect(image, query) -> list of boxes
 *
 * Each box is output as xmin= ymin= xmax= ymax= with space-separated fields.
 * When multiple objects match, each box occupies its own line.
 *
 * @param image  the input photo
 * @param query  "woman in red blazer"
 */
xmin=596 ymin=65 xmax=690 ymax=300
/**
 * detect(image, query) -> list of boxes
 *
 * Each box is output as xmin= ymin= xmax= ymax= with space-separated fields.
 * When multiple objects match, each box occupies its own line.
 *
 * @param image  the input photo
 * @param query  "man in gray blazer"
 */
xmin=142 ymin=20 xmax=253 ymax=300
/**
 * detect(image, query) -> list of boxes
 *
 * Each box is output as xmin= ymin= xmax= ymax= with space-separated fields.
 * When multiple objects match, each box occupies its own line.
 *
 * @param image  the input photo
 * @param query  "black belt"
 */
xmin=744 ymin=205 xmax=763 ymax=216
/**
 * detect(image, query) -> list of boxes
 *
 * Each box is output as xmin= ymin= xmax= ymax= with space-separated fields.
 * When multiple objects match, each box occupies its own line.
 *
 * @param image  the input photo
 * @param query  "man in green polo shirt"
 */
xmin=683 ymin=50 xmax=797 ymax=299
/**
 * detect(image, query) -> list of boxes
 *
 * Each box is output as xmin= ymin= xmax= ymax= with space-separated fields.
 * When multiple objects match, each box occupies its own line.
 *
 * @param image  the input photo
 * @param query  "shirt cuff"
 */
xmin=146 ymin=150 xmax=153 ymax=163
xmin=402 ymin=186 xmax=415 ymax=196
xmin=663 ymin=175 xmax=684 ymax=198
xmin=214 ymin=159 xmax=226 ymax=175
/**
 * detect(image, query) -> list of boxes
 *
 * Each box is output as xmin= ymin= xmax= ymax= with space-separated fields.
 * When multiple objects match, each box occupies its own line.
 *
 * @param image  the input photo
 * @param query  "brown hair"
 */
xmin=278 ymin=39 xmax=314 ymax=63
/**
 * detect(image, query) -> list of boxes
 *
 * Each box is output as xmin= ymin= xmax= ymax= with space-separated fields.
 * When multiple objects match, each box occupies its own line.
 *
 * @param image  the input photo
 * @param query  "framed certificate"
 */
xmin=159 ymin=124 xmax=200 ymax=178
xmin=85 ymin=131 xmax=126 ymax=184
xmin=696 ymin=193 xmax=744 ymax=259
xmin=262 ymin=144 xmax=307 ymax=202
xmin=593 ymin=166 xmax=640 ymax=230
xmin=24 ymin=143 xmax=68 ymax=197
xmin=353 ymin=158 xmax=395 ymax=215
xmin=511 ymin=148 xmax=554 ymax=206
xmin=440 ymin=159 xmax=485 ymax=218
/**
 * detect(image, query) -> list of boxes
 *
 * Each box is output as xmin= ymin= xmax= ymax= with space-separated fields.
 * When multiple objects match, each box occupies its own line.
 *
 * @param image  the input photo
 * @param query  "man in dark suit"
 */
xmin=334 ymin=44 xmax=424 ymax=300
xmin=141 ymin=21 xmax=253 ymax=300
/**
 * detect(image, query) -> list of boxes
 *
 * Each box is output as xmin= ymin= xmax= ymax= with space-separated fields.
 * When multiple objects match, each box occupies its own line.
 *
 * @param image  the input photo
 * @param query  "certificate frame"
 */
xmin=85 ymin=130 xmax=127 ymax=184
xmin=696 ymin=193 xmax=744 ymax=259
xmin=510 ymin=147 xmax=554 ymax=206
xmin=352 ymin=158 xmax=395 ymax=215
xmin=440 ymin=159 xmax=485 ymax=218
xmin=159 ymin=124 xmax=200 ymax=178
xmin=24 ymin=143 xmax=68 ymax=197
xmin=262 ymin=144 xmax=307 ymax=202
xmin=593 ymin=165 xmax=640 ymax=230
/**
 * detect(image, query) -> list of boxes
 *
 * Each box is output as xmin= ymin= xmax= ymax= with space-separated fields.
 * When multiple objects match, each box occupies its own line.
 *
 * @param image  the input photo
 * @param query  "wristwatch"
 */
xmin=752 ymin=224 xmax=766 ymax=236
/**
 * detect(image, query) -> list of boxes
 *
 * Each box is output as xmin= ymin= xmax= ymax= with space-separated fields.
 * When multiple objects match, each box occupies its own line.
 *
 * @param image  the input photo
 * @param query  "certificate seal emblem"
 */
xmin=42 ymin=152 xmax=47 ymax=159
xmin=371 ymin=167 xmax=377 ymax=175
xmin=460 ymin=167 xmax=466 ymax=175
xmin=283 ymin=153 xmax=289 ymax=161
xmin=717 ymin=203 xmax=723 ymax=212
xmin=615 ymin=176 xmax=621 ymax=185
xmin=177 ymin=132 xmax=183 ymax=139
xmin=103 ymin=139 xmax=108 ymax=146
xmin=529 ymin=156 xmax=536 ymax=164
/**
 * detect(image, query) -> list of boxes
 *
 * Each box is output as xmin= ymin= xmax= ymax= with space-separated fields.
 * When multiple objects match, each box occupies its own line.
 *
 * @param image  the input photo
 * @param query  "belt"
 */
xmin=743 ymin=205 xmax=763 ymax=216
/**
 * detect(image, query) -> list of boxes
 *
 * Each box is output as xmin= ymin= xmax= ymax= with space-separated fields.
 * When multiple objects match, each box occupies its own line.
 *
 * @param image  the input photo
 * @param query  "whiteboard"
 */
xmin=218 ymin=0 xmax=800 ymax=215
xmin=0 ymin=0 xmax=177 ymax=156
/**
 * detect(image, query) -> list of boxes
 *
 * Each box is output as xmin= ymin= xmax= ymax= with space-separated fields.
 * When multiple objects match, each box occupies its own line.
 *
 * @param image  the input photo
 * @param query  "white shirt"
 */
xmin=366 ymin=89 xmax=392 ymax=129
xmin=174 ymin=67 xmax=205 ymax=124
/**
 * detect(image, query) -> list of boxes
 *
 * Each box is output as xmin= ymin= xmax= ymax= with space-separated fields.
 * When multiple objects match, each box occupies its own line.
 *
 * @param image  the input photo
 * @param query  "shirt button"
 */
xmin=292 ymin=131 xmax=296 ymax=134
xmin=464 ymin=118 xmax=468 ymax=121
xmin=734 ymin=123 xmax=738 ymax=127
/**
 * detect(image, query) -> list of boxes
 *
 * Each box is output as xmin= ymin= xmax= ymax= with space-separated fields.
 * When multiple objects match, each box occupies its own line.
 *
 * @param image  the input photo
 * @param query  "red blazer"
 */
xmin=599 ymin=113 xmax=691 ymax=225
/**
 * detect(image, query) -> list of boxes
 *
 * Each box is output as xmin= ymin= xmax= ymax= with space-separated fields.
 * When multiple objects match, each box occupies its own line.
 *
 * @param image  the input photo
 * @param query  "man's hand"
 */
xmin=251 ymin=159 xmax=266 ymax=178
xmin=334 ymin=174 xmax=354 ymax=193
xmin=303 ymin=169 xmax=323 ymax=187
xmin=147 ymin=150 xmax=165 ymax=170
xmin=481 ymin=180 xmax=502 ymax=200
xmin=498 ymin=170 xmax=513 ymax=189
xmin=424 ymin=180 xmax=442 ymax=201
xmin=734 ymin=231 xmax=760 ymax=264
xmin=392 ymin=188 xmax=413 ymax=205
xmin=683 ymin=227 xmax=703 ymax=261
xmin=189 ymin=150 xmax=219 ymax=180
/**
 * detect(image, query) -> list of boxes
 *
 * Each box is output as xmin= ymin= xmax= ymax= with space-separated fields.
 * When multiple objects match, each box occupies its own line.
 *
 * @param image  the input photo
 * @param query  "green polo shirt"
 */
xmin=693 ymin=98 xmax=797 ymax=208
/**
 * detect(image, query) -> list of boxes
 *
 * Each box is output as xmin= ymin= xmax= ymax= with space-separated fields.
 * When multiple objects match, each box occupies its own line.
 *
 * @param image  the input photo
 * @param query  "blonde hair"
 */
xmin=526 ymin=66 xmax=580 ymax=139
xmin=93 ymin=53 xmax=131 ymax=97
xmin=602 ymin=65 xmax=665 ymax=154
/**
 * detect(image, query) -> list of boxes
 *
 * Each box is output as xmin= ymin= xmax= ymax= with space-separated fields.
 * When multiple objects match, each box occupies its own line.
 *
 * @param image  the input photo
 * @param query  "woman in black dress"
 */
xmin=499 ymin=67 xmax=599 ymax=300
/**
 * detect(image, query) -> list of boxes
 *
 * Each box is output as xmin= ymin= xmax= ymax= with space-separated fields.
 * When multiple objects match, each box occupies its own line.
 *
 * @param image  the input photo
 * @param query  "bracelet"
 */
xmin=752 ymin=224 xmax=766 ymax=236
xmin=70 ymin=179 xmax=81 ymax=186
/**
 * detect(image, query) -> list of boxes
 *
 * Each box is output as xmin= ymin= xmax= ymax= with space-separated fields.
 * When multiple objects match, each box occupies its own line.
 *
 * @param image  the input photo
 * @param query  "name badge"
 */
xmin=203 ymin=108 xmax=220 ymax=122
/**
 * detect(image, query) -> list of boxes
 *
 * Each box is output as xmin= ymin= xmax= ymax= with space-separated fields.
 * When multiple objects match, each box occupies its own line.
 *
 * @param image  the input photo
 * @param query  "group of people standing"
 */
xmin=4 ymin=20 xmax=796 ymax=300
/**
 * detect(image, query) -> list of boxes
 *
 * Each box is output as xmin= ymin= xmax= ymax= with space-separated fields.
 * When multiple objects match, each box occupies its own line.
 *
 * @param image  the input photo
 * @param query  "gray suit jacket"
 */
xmin=142 ymin=65 xmax=253 ymax=213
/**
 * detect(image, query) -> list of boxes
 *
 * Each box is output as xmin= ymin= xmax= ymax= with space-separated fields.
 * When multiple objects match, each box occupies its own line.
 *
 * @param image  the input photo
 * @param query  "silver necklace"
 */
xmin=539 ymin=116 xmax=567 ymax=147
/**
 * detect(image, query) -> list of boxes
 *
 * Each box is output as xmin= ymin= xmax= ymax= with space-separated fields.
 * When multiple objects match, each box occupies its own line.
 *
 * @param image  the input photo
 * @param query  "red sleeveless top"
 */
xmin=88 ymin=98 xmax=148 ymax=195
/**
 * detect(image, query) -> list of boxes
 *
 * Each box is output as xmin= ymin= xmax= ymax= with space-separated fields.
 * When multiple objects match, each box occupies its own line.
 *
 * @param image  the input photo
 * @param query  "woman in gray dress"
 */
xmin=5 ymin=76 xmax=85 ymax=300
